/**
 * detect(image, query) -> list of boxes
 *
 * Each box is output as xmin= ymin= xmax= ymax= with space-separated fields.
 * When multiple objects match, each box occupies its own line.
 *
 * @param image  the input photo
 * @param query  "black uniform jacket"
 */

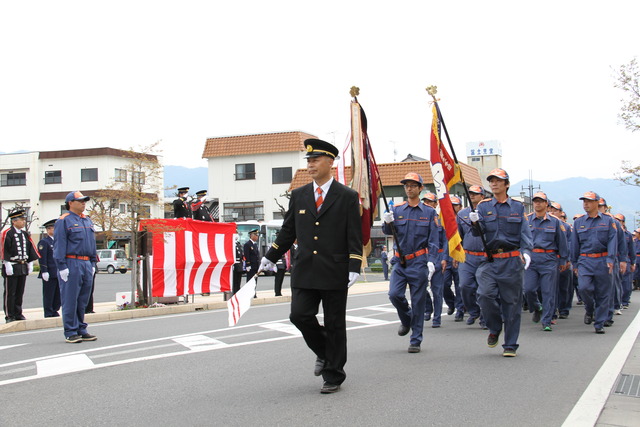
xmin=265 ymin=180 xmax=363 ymax=290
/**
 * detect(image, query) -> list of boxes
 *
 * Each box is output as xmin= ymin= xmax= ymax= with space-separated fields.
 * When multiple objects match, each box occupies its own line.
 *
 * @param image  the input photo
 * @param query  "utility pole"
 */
xmin=520 ymin=170 xmax=540 ymax=214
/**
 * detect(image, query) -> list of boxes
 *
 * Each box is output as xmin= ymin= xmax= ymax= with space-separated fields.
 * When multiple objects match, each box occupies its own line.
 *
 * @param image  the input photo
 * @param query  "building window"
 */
xmin=119 ymin=203 xmax=127 ymax=213
xmin=81 ymin=168 xmax=98 ymax=182
xmin=235 ymin=163 xmax=255 ymax=180
xmin=115 ymin=169 xmax=127 ymax=182
xmin=223 ymin=201 xmax=264 ymax=221
xmin=60 ymin=204 xmax=66 ymax=214
xmin=44 ymin=170 xmax=62 ymax=184
xmin=272 ymin=211 xmax=284 ymax=220
xmin=471 ymin=157 xmax=481 ymax=162
xmin=1 ymin=172 xmax=26 ymax=186
xmin=132 ymin=171 xmax=145 ymax=185
xmin=272 ymin=167 xmax=292 ymax=184
xmin=138 ymin=205 xmax=151 ymax=218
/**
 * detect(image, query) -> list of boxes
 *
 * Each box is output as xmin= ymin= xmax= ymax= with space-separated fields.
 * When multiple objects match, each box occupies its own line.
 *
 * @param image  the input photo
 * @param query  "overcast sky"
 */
xmin=1 ymin=1 xmax=638 ymax=185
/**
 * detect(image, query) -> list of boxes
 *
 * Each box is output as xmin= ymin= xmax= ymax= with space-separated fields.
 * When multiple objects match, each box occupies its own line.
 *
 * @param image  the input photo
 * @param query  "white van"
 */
xmin=96 ymin=249 xmax=129 ymax=274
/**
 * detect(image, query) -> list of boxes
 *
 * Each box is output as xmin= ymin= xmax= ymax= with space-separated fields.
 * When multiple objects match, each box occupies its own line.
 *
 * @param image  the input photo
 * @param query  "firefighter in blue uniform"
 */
xmin=54 ymin=191 xmax=99 ymax=343
xmin=523 ymin=192 xmax=569 ymax=331
xmin=614 ymin=214 xmax=635 ymax=310
xmin=457 ymin=185 xmax=487 ymax=328
xmin=37 ymin=219 xmax=61 ymax=318
xmin=598 ymin=198 xmax=627 ymax=327
xmin=549 ymin=202 xmax=574 ymax=319
xmin=383 ymin=173 xmax=439 ymax=353
xmin=421 ymin=192 xmax=447 ymax=328
xmin=469 ymin=168 xmax=533 ymax=357
xmin=634 ymin=228 xmax=640 ymax=291
xmin=570 ymin=191 xmax=617 ymax=334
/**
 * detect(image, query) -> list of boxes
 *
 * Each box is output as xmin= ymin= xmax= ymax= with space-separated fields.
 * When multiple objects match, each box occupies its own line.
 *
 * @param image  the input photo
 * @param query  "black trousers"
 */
xmin=3 ymin=274 xmax=27 ymax=320
xmin=232 ymin=270 xmax=243 ymax=294
xmin=289 ymin=287 xmax=348 ymax=385
xmin=274 ymin=268 xmax=285 ymax=296
xmin=42 ymin=277 xmax=61 ymax=317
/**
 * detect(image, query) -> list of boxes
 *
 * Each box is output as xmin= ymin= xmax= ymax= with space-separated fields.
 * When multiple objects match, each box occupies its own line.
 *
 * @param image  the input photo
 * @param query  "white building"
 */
xmin=466 ymin=140 xmax=502 ymax=190
xmin=202 ymin=131 xmax=316 ymax=222
xmin=0 ymin=148 xmax=164 ymax=238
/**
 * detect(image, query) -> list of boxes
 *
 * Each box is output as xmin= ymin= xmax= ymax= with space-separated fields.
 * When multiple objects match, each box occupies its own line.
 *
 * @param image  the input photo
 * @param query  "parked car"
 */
xmin=96 ymin=249 xmax=129 ymax=274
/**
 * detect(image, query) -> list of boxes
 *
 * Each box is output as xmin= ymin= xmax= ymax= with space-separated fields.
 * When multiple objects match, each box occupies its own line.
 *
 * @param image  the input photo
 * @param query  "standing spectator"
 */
xmin=261 ymin=138 xmax=362 ymax=394
xmin=172 ymin=187 xmax=192 ymax=219
xmin=37 ymin=219 xmax=61 ymax=318
xmin=469 ymin=168 xmax=533 ymax=357
xmin=244 ymin=229 xmax=260 ymax=283
xmin=232 ymin=234 xmax=244 ymax=295
xmin=380 ymin=245 xmax=389 ymax=280
xmin=2 ymin=209 xmax=39 ymax=323
xmin=54 ymin=191 xmax=99 ymax=343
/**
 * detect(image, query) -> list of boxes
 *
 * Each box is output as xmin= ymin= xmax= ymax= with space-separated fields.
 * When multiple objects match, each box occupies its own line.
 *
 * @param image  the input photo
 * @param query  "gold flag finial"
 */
xmin=350 ymin=86 xmax=360 ymax=98
xmin=426 ymin=85 xmax=439 ymax=102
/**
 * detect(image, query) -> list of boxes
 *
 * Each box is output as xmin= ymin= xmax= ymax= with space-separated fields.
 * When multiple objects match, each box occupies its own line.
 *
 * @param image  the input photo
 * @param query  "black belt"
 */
xmin=488 ymin=247 xmax=518 ymax=255
xmin=11 ymin=260 xmax=27 ymax=264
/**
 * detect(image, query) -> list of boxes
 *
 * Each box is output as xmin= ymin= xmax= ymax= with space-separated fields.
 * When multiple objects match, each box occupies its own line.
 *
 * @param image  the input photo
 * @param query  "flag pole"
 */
xmin=350 ymin=86 xmax=406 ymax=267
xmin=426 ymin=85 xmax=493 ymax=262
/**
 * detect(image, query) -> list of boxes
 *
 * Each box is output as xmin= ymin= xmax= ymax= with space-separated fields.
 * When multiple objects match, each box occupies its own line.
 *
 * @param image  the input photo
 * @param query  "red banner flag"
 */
xmin=430 ymin=103 xmax=465 ymax=262
xmin=350 ymin=100 xmax=381 ymax=257
xmin=139 ymin=219 xmax=235 ymax=296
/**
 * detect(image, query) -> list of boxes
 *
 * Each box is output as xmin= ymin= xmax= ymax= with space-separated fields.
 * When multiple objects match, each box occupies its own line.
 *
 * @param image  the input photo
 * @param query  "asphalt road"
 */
xmin=1 ymin=291 xmax=638 ymax=426
xmin=20 ymin=271 xmax=387 ymax=310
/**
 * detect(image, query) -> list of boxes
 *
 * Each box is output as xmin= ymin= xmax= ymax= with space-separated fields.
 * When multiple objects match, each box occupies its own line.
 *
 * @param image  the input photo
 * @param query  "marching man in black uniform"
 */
xmin=1 ymin=210 xmax=39 ymax=323
xmin=172 ymin=187 xmax=192 ymax=219
xmin=191 ymin=190 xmax=214 ymax=221
xmin=261 ymin=138 xmax=363 ymax=394
xmin=38 ymin=219 xmax=61 ymax=318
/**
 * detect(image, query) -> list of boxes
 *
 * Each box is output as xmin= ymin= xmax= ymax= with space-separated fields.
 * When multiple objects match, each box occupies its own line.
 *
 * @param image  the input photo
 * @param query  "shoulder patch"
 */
xmin=59 ymin=213 xmax=70 ymax=219
xmin=525 ymin=212 xmax=533 ymax=218
xmin=394 ymin=201 xmax=408 ymax=207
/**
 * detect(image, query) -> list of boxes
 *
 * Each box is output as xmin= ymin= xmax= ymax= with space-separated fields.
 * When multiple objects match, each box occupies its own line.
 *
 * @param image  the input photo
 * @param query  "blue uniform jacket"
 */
xmin=457 ymin=206 xmax=485 ymax=252
xmin=473 ymin=197 xmax=533 ymax=256
xmin=526 ymin=212 xmax=569 ymax=264
xmin=382 ymin=201 xmax=439 ymax=264
xmin=570 ymin=213 xmax=617 ymax=265
xmin=53 ymin=211 xmax=97 ymax=270
xmin=37 ymin=235 xmax=58 ymax=276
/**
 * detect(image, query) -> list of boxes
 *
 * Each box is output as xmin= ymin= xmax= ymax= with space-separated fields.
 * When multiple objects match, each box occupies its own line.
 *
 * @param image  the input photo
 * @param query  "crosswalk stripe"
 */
xmin=36 ymin=354 xmax=94 ymax=376
xmin=365 ymin=307 xmax=397 ymax=313
xmin=345 ymin=315 xmax=390 ymax=325
xmin=260 ymin=322 xmax=302 ymax=336
xmin=173 ymin=335 xmax=227 ymax=350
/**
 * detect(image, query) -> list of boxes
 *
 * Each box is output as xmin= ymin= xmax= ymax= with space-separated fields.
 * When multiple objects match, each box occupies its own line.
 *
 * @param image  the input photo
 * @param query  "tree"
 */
xmin=614 ymin=58 xmax=640 ymax=187
xmin=613 ymin=57 xmax=640 ymax=133
xmin=87 ymin=141 xmax=165 ymax=305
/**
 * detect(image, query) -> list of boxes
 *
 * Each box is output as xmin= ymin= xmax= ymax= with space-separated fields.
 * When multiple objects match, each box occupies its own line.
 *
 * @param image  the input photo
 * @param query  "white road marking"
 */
xmin=345 ymin=315 xmax=391 ymax=325
xmin=0 ymin=343 xmax=28 ymax=351
xmin=173 ymin=335 xmax=227 ymax=350
xmin=36 ymin=354 xmax=94 ymax=376
xmin=562 ymin=309 xmax=640 ymax=427
xmin=260 ymin=322 xmax=301 ymax=336
xmin=366 ymin=306 xmax=398 ymax=313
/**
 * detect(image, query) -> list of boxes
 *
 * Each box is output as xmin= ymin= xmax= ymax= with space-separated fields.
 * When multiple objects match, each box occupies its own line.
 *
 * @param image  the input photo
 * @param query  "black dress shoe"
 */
xmin=15 ymin=314 xmax=26 ymax=321
xmin=397 ymin=324 xmax=410 ymax=336
xmin=314 ymin=358 xmax=325 ymax=376
xmin=5 ymin=317 xmax=16 ymax=324
xmin=320 ymin=382 xmax=340 ymax=394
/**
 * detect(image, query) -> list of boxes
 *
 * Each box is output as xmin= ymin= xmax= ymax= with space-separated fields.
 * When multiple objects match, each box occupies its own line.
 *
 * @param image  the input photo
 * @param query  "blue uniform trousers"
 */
xmin=427 ymin=268 xmax=444 ymax=326
xmin=524 ymin=253 xmax=558 ymax=326
xmin=443 ymin=267 xmax=463 ymax=313
xmin=389 ymin=258 xmax=428 ymax=346
xmin=576 ymin=258 xmax=612 ymax=329
xmin=607 ymin=263 xmax=622 ymax=320
xmin=477 ymin=257 xmax=524 ymax=350
xmin=459 ymin=254 xmax=483 ymax=320
xmin=621 ymin=270 xmax=632 ymax=306
xmin=382 ymin=262 xmax=389 ymax=280
xmin=556 ymin=268 xmax=573 ymax=316
xmin=58 ymin=258 xmax=93 ymax=337
xmin=42 ymin=276 xmax=61 ymax=318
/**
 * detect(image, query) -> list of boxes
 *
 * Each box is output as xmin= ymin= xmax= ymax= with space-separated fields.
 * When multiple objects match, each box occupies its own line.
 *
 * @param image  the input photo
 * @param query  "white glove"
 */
xmin=28 ymin=262 xmax=34 ymax=274
xmin=259 ymin=257 xmax=276 ymax=273
xmin=59 ymin=268 xmax=69 ymax=282
xmin=427 ymin=262 xmax=436 ymax=280
xmin=42 ymin=272 xmax=50 ymax=281
xmin=3 ymin=262 xmax=13 ymax=276
xmin=92 ymin=266 xmax=96 ymax=276
xmin=523 ymin=253 xmax=531 ymax=270
xmin=469 ymin=212 xmax=480 ymax=222
xmin=348 ymin=272 xmax=359 ymax=288
xmin=383 ymin=211 xmax=394 ymax=224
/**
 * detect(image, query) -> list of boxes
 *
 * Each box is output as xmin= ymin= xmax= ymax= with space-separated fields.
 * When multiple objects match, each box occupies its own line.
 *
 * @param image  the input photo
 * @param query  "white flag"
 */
xmin=227 ymin=277 xmax=257 ymax=326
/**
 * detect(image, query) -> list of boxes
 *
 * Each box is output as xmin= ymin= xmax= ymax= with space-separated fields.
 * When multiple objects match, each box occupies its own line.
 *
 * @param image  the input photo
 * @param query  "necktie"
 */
xmin=316 ymin=187 xmax=323 ymax=212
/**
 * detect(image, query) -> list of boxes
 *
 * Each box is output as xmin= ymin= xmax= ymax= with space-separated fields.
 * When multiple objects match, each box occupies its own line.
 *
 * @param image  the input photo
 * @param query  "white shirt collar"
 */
xmin=313 ymin=177 xmax=333 ymax=196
